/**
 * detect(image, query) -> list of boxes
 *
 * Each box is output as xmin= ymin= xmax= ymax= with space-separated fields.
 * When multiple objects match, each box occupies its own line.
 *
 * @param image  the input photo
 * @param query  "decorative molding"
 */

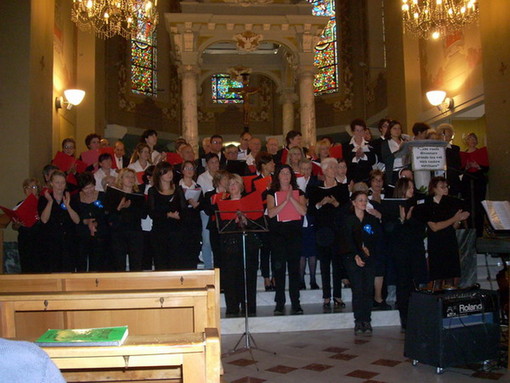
xmin=234 ymin=30 xmax=263 ymax=52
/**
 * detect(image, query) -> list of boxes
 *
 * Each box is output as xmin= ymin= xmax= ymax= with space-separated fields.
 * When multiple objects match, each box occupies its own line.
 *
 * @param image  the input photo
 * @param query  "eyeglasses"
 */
xmin=211 ymin=140 xmax=222 ymax=144
xmin=24 ymin=185 xmax=39 ymax=189
xmin=183 ymin=166 xmax=195 ymax=171
xmin=63 ymin=146 xmax=75 ymax=149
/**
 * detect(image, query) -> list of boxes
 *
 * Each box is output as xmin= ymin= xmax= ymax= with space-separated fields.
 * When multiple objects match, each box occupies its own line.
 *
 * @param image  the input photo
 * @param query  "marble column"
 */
xmin=280 ymin=90 xmax=297 ymax=137
xmin=179 ymin=65 xmax=199 ymax=154
xmin=298 ymin=67 xmax=317 ymax=147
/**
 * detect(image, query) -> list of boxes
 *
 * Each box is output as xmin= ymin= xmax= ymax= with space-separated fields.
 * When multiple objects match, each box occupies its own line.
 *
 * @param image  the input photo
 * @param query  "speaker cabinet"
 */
xmin=404 ymin=289 xmax=500 ymax=371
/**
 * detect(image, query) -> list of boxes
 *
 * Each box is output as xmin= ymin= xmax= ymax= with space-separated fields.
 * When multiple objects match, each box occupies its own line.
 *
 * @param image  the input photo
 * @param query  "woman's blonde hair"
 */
xmin=228 ymin=173 xmax=244 ymax=193
xmin=115 ymin=168 xmax=139 ymax=192
xmin=286 ymin=146 xmax=305 ymax=165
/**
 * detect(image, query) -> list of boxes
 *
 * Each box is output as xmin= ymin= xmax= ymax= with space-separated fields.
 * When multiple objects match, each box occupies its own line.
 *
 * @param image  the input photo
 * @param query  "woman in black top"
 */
xmin=38 ymin=170 xmax=80 ymax=272
xmin=309 ymin=158 xmax=349 ymax=309
xmin=219 ymin=174 xmax=260 ymax=316
xmin=419 ymin=176 xmax=469 ymax=289
xmin=251 ymin=152 xmax=275 ymax=291
xmin=148 ymin=161 xmax=186 ymax=270
xmin=178 ymin=160 xmax=203 ymax=270
xmin=388 ymin=178 xmax=428 ymax=331
xmin=267 ymin=165 xmax=307 ymax=315
xmin=71 ymin=172 xmax=110 ymax=271
xmin=342 ymin=119 xmax=377 ymax=183
xmin=340 ymin=191 xmax=381 ymax=335
xmin=106 ymin=168 xmax=145 ymax=271
xmin=203 ymin=170 xmax=231 ymax=273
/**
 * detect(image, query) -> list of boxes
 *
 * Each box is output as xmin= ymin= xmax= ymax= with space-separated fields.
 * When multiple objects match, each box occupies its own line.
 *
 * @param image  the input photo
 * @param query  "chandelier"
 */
xmin=71 ymin=0 xmax=159 ymax=40
xmin=401 ymin=0 xmax=479 ymax=40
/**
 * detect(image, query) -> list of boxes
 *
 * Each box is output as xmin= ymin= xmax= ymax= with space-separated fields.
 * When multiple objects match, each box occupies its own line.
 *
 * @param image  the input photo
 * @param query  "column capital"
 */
xmin=177 ymin=64 xmax=201 ymax=77
xmin=296 ymin=65 xmax=317 ymax=78
xmin=279 ymin=90 xmax=298 ymax=104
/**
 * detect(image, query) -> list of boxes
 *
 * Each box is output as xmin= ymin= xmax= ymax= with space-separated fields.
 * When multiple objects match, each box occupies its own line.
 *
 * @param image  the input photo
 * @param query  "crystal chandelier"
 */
xmin=401 ymin=0 xmax=479 ymax=40
xmin=71 ymin=0 xmax=158 ymax=40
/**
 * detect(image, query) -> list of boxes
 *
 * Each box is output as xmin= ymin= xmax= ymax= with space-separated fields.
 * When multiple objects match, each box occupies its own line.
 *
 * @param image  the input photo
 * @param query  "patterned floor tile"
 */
xmin=323 ymin=346 xmax=349 ymax=353
xmin=228 ymin=358 xmax=258 ymax=367
xmin=346 ymin=369 xmax=380 ymax=379
xmin=371 ymin=359 xmax=402 ymax=367
xmin=265 ymin=365 xmax=299 ymax=374
xmin=230 ymin=377 xmax=267 ymax=383
xmin=471 ymin=371 xmax=505 ymax=380
xmin=301 ymin=363 xmax=334 ymax=372
xmin=329 ymin=353 xmax=358 ymax=361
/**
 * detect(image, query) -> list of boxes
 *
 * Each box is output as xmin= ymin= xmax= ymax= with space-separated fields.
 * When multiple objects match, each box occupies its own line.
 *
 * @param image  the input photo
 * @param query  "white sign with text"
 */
xmin=412 ymin=146 xmax=446 ymax=171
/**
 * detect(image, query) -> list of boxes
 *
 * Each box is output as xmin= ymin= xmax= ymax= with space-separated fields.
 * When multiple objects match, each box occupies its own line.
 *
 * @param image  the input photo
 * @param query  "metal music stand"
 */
xmin=215 ymin=209 xmax=273 ymax=361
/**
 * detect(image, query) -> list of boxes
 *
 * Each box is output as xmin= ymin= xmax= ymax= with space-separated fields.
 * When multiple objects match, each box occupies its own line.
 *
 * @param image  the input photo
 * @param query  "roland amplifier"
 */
xmin=404 ymin=289 xmax=500 ymax=371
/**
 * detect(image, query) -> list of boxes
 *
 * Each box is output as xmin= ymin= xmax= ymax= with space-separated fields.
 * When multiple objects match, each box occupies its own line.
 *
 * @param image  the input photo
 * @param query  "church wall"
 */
xmin=104 ymin=0 xmax=181 ymax=139
xmin=197 ymin=74 xmax=282 ymax=137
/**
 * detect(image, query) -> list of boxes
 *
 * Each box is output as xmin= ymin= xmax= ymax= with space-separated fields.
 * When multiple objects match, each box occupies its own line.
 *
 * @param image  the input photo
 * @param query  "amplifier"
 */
xmin=404 ymin=289 xmax=500 ymax=373
xmin=441 ymin=290 xmax=498 ymax=329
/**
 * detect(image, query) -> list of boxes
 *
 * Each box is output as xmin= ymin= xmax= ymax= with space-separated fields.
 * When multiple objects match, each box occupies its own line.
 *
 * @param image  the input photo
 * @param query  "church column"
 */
xmin=479 ymin=0 xmax=510 ymax=200
xmin=298 ymin=67 xmax=317 ymax=147
xmin=280 ymin=90 xmax=297 ymax=137
xmin=179 ymin=65 xmax=200 ymax=154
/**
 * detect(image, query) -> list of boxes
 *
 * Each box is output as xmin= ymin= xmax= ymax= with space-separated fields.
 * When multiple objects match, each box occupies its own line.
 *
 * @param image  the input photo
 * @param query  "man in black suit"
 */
xmin=207 ymin=134 xmax=227 ymax=168
xmin=113 ymin=140 xmax=130 ymax=170
xmin=437 ymin=123 xmax=462 ymax=197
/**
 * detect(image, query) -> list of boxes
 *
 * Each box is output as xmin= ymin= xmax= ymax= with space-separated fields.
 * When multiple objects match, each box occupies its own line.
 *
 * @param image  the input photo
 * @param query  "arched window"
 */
xmin=309 ymin=0 xmax=338 ymax=95
xmin=131 ymin=10 xmax=157 ymax=97
xmin=211 ymin=74 xmax=243 ymax=104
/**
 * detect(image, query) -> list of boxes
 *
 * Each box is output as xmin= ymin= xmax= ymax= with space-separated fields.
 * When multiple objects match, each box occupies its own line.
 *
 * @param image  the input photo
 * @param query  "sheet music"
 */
xmin=482 ymin=200 xmax=510 ymax=231
xmin=184 ymin=188 xmax=202 ymax=203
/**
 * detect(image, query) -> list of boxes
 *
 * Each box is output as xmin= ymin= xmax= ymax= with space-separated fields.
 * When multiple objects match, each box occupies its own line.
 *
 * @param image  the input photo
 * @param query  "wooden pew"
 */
xmin=0 ymin=270 xmax=221 ymax=337
xmin=42 ymin=329 xmax=221 ymax=383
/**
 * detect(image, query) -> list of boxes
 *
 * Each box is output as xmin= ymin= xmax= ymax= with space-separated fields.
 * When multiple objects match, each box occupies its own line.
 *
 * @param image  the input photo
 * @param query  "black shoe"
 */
xmin=362 ymin=322 xmax=373 ymax=336
xmin=291 ymin=306 xmax=304 ymax=315
xmin=333 ymin=298 xmax=346 ymax=308
xmin=299 ymin=282 xmax=306 ymax=290
xmin=373 ymin=300 xmax=392 ymax=310
xmin=354 ymin=322 xmax=363 ymax=336
xmin=265 ymin=285 xmax=272 ymax=291
xmin=225 ymin=310 xmax=239 ymax=318
xmin=323 ymin=299 xmax=331 ymax=309
xmin=274 ymin=305 xmax=285 ymax=316
xmin=310 ymin=282 xmax=320 ymax=290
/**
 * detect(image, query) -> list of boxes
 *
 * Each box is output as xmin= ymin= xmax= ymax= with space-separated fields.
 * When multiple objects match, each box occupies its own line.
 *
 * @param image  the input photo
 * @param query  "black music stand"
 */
xmin=216 ymin=209 xmax=272 ymax=361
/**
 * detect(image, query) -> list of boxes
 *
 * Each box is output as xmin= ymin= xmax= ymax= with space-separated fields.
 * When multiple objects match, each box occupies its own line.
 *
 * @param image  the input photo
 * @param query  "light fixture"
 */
xmin=71 ymin=0 xmax=158 ymax=40
xmin=55 ymin=89 xmax=86 ymax=110
xmin=401 ymin=0 xmax=479 ymax=40
xmin=426 ymin=90 xmax=454 ymax=111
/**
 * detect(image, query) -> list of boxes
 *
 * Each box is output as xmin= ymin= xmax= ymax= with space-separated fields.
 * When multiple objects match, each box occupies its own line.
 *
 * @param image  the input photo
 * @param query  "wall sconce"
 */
xmin=426 ymin=90 xmax=454 ymax=112
xmin=55 ymin=89 xmax=86 ymax=110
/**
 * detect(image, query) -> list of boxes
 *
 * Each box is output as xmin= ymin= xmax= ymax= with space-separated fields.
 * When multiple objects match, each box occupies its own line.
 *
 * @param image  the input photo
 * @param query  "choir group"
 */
xmin=5 ymin=118 xmax=490 ymax=335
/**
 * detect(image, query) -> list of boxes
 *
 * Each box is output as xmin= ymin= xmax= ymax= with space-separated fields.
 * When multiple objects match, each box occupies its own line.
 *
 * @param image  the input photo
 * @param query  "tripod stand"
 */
xmin=216 ymin=209 xmax=274 ymax=361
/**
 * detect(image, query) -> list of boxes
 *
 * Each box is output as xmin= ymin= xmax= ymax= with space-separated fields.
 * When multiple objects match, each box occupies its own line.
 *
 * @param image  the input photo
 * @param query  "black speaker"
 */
xmin=404 ymin=289 xmax=500 ymax=371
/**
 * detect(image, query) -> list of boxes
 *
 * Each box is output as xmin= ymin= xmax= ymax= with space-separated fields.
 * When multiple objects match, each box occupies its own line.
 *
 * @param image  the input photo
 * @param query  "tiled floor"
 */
xmin=221 ymin=326 xmax=509 ymax=383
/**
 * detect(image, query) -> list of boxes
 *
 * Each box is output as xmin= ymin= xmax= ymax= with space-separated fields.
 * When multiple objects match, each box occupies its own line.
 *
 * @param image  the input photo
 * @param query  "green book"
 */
xmin=35 ymin=326 xmax=129 ymax=347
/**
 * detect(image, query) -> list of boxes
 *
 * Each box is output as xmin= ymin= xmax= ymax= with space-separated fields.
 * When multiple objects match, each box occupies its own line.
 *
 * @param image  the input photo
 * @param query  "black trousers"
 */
xmin=271 ymin=224 xmax=302 ymax=309
xmin=343 ymin=255 xmax=375 ymax=323
xmin=150 ymin=229 xmax=183 ymax=270
xmin=77 ymin=233 xmax=110 ymax=272
xmin=319 ymin=244 xmax=343 ymax=299
xmin=221 ymin=233 xmax=259 ymax=314
xmin=111 ymin=229 xmax=143 ymax=271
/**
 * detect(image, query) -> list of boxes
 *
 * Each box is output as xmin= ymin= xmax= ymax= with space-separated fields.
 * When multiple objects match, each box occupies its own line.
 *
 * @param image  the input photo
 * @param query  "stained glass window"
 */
xmin=131 ymin=7 xmax=157 ymax=97
xmin=211 ymin=74 xmax=243 ymax=104
xmin=309 ymin=0 xmax=338 ymax=95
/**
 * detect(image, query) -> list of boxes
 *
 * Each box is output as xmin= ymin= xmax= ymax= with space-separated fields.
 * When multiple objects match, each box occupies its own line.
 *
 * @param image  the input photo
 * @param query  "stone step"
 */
xmin=220 ymin=303 xmax=400 ymax=334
